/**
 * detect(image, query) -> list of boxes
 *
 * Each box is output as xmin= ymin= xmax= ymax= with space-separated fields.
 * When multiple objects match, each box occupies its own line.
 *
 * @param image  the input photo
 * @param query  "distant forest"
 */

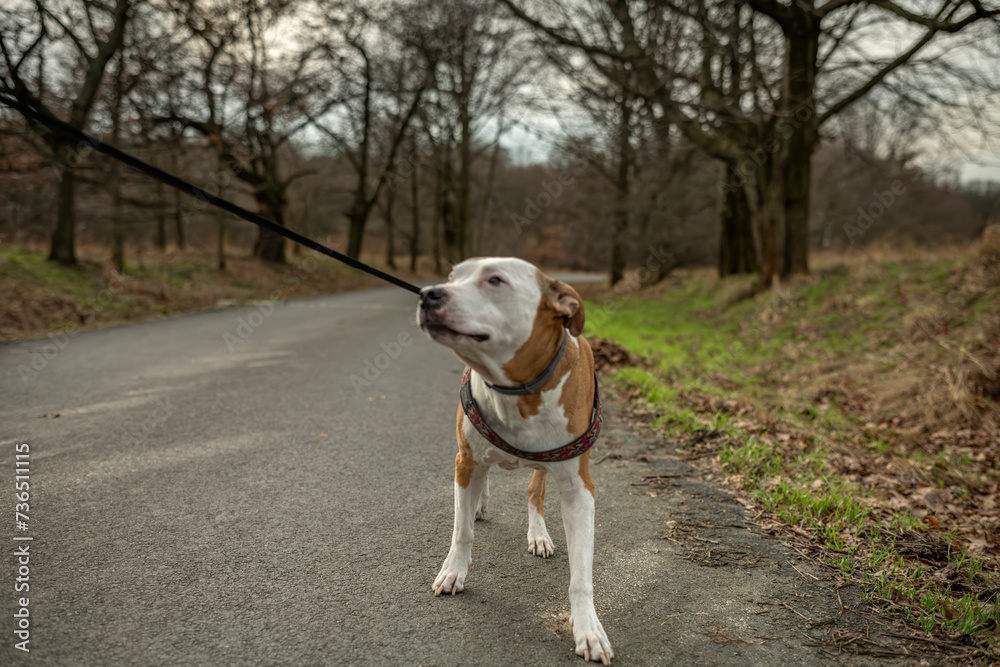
xmin=2 ymin=0 xmax=999 ymax=287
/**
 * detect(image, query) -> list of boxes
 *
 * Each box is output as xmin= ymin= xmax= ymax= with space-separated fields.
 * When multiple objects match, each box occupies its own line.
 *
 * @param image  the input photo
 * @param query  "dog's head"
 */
xmin=418 ymin=257 xmax=584 ymax=384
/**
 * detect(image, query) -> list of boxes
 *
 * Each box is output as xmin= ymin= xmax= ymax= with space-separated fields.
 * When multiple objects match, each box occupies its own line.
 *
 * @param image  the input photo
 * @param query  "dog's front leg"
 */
xmin=433 ymin=462 xmax=488 ymax=596
xmin=558 ymin=465 xmax=613 ymax=664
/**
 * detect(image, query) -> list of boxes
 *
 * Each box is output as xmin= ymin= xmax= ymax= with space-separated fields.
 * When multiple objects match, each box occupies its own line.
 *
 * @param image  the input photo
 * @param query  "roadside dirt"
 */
xmin=601 ymin=390 xmax=963 ymax=666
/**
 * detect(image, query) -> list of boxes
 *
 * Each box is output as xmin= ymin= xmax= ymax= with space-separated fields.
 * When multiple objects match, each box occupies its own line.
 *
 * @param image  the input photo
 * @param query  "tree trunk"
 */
xmin=170 ymin=150 xmax=186 ymax=250
xmin=432 ymin=148 xmax=445 ymax=274
xmin=155 ymin=181 xmax=167 ymax=251
xmin=781 ymin=28 xmax=820 ymax=278
xmin=656 ymin=252 xmax=674 ymax=283
xmin=173 ymin=187 xmax=186 ymax=250
xmin=217 ymin=216 xmax=226 ymax=270
xmin=346 ymin=199 xmax=366 ymax=259
xmin=610 ymin=98 xmax=631 ymax=286
xmin=455 ymin=98 xmax=472 ymax=261
xmin=385 ymin=180 xmax=397 ymax=270
xmin=216 ymin=154 xmax=226 ymax=270
xmin=110 ymin=60 xmax=124 ymax=273
xmin=110 ymin=170 xmax=124 ymax=272
xmin=410 ymin=159 xmax=420 ymax=273
xmin=718 ymin=174 xmax=756 ymax=277
xmin=610 ymin=216 xmax=627 ymax=286
xmin=432 ymin=208 xmax=442 ymax=275
xmin=253 ymin=192 xmax=286 ymax=263
xmin=756 ymin=161 xmax=786 ymax=291
xmin=475 ymin=136 xmax=503 ymax=256
xmin=440 ymin=152 xmax=459 ymax=264
xmin=49 ymin=141 xmax=77 ymax=264
xmin=254 ymin=228 xmax=286 ymax=262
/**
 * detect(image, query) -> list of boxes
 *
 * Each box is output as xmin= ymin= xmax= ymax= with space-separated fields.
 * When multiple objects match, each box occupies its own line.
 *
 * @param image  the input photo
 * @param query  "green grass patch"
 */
xmin=719 ymin=437 xmax=781 ymax=487
xmin=592 ymin=257 xmax=1000 ymax=654
xmin=1 ymin=244 xmax=428 ymax=341
xmin=0 ymin=245 xmax=106 ymax=301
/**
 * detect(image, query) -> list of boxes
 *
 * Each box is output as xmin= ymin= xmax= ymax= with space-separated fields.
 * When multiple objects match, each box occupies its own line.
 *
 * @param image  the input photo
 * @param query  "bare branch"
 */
xmin=820 ymin=27 xmax=937 ymax=124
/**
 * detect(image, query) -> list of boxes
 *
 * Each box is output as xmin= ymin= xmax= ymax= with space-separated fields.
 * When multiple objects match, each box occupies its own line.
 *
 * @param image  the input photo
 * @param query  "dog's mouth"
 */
xmin=423 ymin=322 xmax=490 ymax=343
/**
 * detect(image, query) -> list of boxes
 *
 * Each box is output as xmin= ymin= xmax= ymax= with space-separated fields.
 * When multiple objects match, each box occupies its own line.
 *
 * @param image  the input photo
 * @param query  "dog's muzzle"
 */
xmin=420 ymin=287 xmax=448 ymax=310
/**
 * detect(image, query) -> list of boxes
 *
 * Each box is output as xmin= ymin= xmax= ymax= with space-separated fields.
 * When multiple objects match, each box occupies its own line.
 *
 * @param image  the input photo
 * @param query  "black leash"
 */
xmin=0 ymin=94 xmax=422 ymax=295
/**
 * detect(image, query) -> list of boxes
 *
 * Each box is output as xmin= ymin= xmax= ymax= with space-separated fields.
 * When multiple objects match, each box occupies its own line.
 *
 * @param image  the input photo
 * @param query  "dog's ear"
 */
xmin=545 ymin=279 xmax=585 ymax=337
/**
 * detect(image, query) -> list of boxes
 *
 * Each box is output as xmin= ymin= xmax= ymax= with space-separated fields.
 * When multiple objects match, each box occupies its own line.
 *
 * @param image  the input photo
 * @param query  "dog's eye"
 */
xmin=488 ymin=276 xmax=504 ymax=286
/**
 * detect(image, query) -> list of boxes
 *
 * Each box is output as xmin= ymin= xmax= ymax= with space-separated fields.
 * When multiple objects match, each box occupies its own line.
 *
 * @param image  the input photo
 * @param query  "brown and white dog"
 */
xmin=417 ymin=257 xmax=613 ymax=664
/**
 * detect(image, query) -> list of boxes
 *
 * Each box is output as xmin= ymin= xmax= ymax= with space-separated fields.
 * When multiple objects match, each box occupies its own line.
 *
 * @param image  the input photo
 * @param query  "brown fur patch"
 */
xmin=503 ymin=304 xmax=565 ymax=418
xmin=502 ymin=270 xmax=587 ymax=419
xmin=455 ymin=405 xmax=477 ymax=488
xmin=503 ymin=298 xmax=563 ymax=384
xmin=559 ymin=336 xmax=596 ymax=436
xmin=527 ymin=470 xmax=547 ymax=517
xmin=578 ymin=450 xmax=595 ymax=497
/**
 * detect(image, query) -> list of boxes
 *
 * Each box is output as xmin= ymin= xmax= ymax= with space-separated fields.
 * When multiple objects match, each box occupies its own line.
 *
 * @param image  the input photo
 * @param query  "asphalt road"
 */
xmin=1 ymin=283 xmax=918 ymax=666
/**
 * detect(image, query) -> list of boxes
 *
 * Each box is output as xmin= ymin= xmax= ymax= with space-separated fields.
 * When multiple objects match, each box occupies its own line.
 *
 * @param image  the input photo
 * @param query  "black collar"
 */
xmin=485 ymin=329 xmax=568 ymax=396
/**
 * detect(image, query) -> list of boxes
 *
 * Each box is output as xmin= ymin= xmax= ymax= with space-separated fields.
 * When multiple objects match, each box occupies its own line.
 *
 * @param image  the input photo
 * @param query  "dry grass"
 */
xmin=589 ymin=235 xmax=1000 ymax=658
xmin=0 ymin=242 xmax=441 ymax=342
xmin=810 ymin=235 xmax=998 ymax=437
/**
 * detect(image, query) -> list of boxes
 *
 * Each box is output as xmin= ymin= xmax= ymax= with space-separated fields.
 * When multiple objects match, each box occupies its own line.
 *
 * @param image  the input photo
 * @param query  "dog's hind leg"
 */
xmin=475 ymin=472 xmax=490 ymax=521
xmin=527 ymin=470 xmax=555 ymax=558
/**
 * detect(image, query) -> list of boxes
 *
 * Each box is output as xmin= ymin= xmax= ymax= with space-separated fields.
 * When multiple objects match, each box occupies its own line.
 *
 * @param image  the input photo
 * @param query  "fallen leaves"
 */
xmin=589 ymin=337 xmax=649 ymax=374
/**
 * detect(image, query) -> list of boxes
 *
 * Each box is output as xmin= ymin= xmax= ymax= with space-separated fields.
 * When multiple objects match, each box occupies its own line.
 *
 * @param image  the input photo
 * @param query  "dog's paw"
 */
xmin=432 ymin=559 xmax=468 ymax=596
xmin=571 ymin=615 xmax=613 ymax=664
xmin=528 ymin=531 xmax=555 ymax=558
xmin=475 ymin=503 xmax=487 ymax=521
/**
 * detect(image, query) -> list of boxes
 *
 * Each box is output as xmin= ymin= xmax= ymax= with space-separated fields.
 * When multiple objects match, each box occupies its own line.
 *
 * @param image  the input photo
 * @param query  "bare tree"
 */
xmin=502 ymin=0 xmax=1000 ymax=288
xmin=155 ymin=0 xmax=331 ymax=263
xmin=308 ymin=2 xmax=430 ymax=260
xmin=502 ymin=0 xmax=769 ymax=280
xmin=409 ymin=0 xmax=534 ymax=263
xmin=1 ymin=0 xmax=132 ymax=264
xmin=745 ymin=0 xmax=999 ymax=283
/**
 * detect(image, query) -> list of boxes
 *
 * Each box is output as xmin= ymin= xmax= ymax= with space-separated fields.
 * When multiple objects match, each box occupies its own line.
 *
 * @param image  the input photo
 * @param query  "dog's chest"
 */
xmin=463 ymin=373 xmax=573 ymax=470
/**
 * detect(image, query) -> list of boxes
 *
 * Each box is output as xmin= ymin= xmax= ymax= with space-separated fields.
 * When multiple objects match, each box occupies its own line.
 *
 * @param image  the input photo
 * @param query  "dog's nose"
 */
xmin=421 ymin=287 xmax=448 ymax=308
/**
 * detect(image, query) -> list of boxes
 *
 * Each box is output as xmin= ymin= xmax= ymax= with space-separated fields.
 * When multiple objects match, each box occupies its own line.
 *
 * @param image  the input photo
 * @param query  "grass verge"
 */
xmin=0 ymin=244 xmax=434 ymax=342
xmin=587 ymin=243 xmax=1000 ymax=660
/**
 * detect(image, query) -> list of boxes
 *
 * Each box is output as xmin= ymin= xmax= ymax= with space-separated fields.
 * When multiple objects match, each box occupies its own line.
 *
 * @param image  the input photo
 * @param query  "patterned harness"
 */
xmin=459 ymin=367 xmax=603 ymax=463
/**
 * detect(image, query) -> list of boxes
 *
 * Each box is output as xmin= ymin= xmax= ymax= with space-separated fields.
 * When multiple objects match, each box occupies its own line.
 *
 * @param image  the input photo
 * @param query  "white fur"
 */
xmin=420 ymin=257 xmax=613 ymax=664
xmin=527 ymin=502 xmax=553 ymax=557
